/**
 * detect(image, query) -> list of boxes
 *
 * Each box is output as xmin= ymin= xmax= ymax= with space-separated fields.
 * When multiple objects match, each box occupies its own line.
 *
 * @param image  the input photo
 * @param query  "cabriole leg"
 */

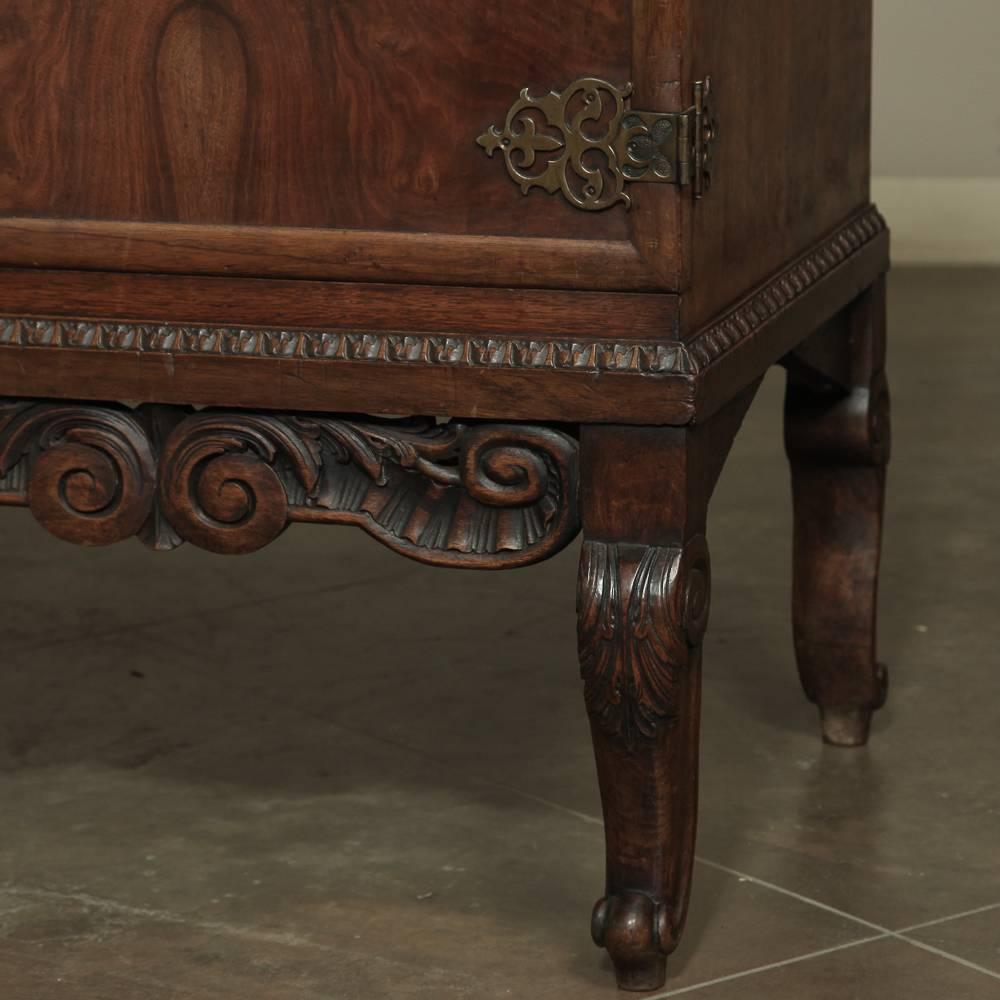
xmin=578 ymin=389 xmax=756 ymax=991
xmin=784 ymin=278 xmax=891 ymax=747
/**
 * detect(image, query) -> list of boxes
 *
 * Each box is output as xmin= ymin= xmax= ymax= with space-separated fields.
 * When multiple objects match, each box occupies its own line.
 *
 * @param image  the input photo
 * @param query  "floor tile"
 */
xmin=0 ymin=692 xmax=866 ymax=997
xmin=0 ymin=506 xmax=419 ymax=653
xmin=660 ymin=936 xmax=999 ymax=1000
xmin=906 ymin=906 xmax=1000 ymax=976
xmin=1 ymin=269 xmax=999 ymax=995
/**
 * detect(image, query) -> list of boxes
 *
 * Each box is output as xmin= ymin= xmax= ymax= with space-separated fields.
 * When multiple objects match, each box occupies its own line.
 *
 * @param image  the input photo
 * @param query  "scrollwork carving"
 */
xmin=578 ymin=537 xmax=711 ymax=746
xmin=0 ymin=400 xmax=156 ymax=545
xmin=154 ymin=411 xmax=581 ymax=566
xmin=0 ymin=399 xmax=581 ymax=567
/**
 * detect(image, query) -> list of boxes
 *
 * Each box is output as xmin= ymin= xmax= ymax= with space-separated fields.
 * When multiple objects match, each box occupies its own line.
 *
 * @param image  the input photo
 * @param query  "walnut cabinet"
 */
xmin=0 ymin=1 xmax=889 ymax=990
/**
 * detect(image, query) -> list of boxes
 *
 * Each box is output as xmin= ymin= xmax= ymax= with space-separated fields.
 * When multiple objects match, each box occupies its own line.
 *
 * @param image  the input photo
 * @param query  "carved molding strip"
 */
xmin=0 ymin=399 xmax=580 ymax=568
xmin=578 ymin=537 xmax=711 ymax=746
xmin=684 ymin=207 xmax=887 ymax=372
xmin=0 ymin=315 xmax=695 ymax=376
xmin=0 ymin=209 xmax=885 ymax=379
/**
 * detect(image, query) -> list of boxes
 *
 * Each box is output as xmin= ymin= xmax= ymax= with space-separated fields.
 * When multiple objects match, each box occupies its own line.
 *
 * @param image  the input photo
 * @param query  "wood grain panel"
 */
xmin=155 ymin=2 xmax=249 ymax=220
xmin=0 ymin=0 xmax=633 ymax=241
xmin=0 ymin=217 xmax=659 ymax=291
xmin=682 ymin=0 xmax=873 ymax=330
xmin=0 ymin=268 xmax=680 ymax=340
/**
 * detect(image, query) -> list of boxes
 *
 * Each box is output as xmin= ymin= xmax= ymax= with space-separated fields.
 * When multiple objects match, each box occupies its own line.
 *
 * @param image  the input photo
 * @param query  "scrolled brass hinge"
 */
xmin=477 ymin=77 xmax=716 ymax=212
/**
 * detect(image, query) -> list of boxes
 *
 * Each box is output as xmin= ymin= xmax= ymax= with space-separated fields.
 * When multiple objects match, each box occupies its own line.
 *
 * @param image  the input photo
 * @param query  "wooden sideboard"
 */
xmin=0 ymin=1 xmax=889 ymax=991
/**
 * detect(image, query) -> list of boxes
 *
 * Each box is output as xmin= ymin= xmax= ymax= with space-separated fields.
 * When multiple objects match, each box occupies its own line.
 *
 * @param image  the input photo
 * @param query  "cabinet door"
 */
xmin=0 ymin=0 xmax=684 ymax=291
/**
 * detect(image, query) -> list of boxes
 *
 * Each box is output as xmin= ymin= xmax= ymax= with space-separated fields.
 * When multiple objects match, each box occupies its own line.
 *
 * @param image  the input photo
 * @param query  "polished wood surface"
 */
xmin=0 ymin=0 xmax=889 ymax=992
xmin=682 ymin=0 xmax=873 ymax=328
xmin=579 ymin=387 xmax=759 ymax=990
xmin=0 ymin=0 xmax=872 ymax=305
xmin=0 ymin=0 xmax=629 ymax=239
xmin=0 ymin=211 xmax=888 ymax=426
xmin=785 ymin=277 xmax=890 ymax=747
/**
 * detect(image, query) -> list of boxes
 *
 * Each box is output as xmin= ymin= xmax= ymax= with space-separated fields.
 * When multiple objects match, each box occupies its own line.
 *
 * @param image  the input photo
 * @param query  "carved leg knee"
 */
xmin=579 ymin=538 xmax=707 ymax=991
xmin=784 ymin=280 xmax=890 ymax=746
xmin=577 ymin=403 xmax=755 ymax=991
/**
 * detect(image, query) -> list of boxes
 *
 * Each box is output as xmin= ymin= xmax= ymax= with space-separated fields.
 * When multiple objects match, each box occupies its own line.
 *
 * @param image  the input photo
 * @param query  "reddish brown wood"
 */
xmin=0 ymin=211 xmax=887 ymax=427
xmin=0 ymin=268 xmax=680 ymax=341
xmin=0 ymin=399 xmax=156 ymax=544
xmin=681 ymin=0 xmax=874 ymax=328
xmin=0 ymin=0 xmax=873 ymax=304
xmin=578 ymin=386 xmax=759 ymax=991
xmin=0 ymin=218 xmax=658 ymax=293
xmin=0 ymin=0 xmax=630 ymax=239
xmin=784 ymin=277 xmax=890 ymax=746
xmin=0 ymin=1 xmax=889 ymax=990
xmin=0 ymin=399 xmax=580 ymax=568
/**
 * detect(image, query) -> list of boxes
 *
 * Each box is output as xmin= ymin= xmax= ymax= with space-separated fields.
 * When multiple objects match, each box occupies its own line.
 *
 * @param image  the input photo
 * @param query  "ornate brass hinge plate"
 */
xmin=477 ymin=77 xmax=716 ymax=212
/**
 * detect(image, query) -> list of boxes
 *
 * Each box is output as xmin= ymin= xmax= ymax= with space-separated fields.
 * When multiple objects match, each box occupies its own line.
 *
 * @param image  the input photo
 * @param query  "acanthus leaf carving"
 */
xmin=158 ymin=414 xmax=579 ymax=566
xmin=578 ymin=537 xmax=711 ymax=747
xmin=0 ymin=398 xmax=581 ymax=569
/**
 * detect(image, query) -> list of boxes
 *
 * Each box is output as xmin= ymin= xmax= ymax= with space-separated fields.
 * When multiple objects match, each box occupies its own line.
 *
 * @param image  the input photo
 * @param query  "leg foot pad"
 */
xmin=818 ymin=662 xmax=889 ymax=748
xmin=593 ymin=893 xmax=673 ymax=992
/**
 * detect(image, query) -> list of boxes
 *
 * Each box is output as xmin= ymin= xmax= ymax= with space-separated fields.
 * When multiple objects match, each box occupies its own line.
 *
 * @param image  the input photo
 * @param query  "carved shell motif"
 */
xmin=578 ymin=538 xmax=711 ymax=746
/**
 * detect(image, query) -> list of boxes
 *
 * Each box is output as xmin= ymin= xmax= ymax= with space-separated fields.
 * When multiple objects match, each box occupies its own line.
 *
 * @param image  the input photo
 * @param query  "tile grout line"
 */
xmin=7 ymin=715 xmax=1000 ymax=994
xmin=894 ymin=901 xmax=1000 ymax=934
xmin=692 ymin=857 xmax=891 ymax=934
xmin=892 ymin=936 xmax=1000 ymax=983
xmin=156 ymin=710 xmax=1000 ymax=992
xmin=471 ymin=784 xmax=1000 ymax=992
xmin=646 ymin=935 xmax=890 ymax=998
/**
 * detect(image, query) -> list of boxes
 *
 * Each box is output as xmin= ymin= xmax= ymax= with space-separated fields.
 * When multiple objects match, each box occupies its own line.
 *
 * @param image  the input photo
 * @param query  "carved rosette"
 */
xmin=0 ymin=398 xmax=580 ymax=568
xmin=578 ymin=537 xmax=711 ymax=746
xmin=0 ymin=400 xmax=156 ymax=545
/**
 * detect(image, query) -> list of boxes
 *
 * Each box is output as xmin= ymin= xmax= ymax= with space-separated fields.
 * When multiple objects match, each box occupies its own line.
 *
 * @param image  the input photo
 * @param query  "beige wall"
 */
xmin=874 ymin=0 xmax=1000 ymax=178
xmin=873 ymin=0 xmax=1000 ymax=262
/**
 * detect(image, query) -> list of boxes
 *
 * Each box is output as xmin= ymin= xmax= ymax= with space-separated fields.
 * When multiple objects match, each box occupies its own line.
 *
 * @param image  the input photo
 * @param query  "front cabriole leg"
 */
xmin=578 ymin=389 xmax=757 ymax=991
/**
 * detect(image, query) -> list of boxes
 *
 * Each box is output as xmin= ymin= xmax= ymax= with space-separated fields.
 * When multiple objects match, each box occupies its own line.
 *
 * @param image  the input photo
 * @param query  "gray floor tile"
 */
xmin=0 ymin=697 xmax=865 ymax=998
xmin=659 ymin=936 xmax=1000 ymax=1000
xmin=905 ymin=906 xmax=1000 ymax=977
xmin=1 ymin=269 xmax=999 ymax=995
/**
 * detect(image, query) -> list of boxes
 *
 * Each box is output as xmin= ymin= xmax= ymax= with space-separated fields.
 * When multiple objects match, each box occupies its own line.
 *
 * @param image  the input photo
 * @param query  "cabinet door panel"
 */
xmin=0 ymin=0 xmax=693 ymax=292
xmin=0 ymin=1 xmax=685 ymax=289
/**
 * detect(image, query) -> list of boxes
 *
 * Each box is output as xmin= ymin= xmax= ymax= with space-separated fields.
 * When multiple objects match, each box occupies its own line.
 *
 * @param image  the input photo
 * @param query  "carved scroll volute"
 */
xmin=578 ymin=536 xmax=711 ymax=746
xmin=158 ymin=412 xmax=581 ymax=566
xmin=457 ymin=424 xmax=579 ymax=565
xmin=157 ymin=413 xmax=318 ymax=555
xmin=0 ymin=401 xmax=156 ymax=545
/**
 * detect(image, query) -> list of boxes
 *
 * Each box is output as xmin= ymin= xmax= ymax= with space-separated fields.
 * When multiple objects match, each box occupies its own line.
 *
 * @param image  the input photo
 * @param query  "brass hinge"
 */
xmin=477 ymin=77 xmax=717 ymax=212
